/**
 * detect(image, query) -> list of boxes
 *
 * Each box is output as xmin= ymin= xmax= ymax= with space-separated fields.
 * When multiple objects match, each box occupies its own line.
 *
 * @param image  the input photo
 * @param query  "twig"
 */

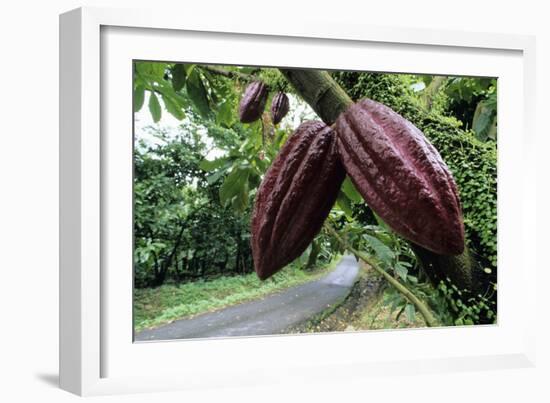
xmin=200 ymin=65 xmax=258 ymax=82
xmin=324 ymin=224 xmax=438 ymax=327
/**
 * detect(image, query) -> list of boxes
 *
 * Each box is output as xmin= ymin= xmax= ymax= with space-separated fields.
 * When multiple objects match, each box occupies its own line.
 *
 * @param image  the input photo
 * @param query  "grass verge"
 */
xmin=355 ymin=287 xmax=429 ymax=330
xmin=134 ymin=256 xmax=341 ymax=332
xmin=288 ymin=262 xmax=432 ymax=333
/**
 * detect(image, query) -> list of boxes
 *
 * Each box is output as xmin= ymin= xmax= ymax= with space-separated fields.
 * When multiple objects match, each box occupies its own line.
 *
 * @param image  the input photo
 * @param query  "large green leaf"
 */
xmin=206 ymin=170 xmax=226 ymax=185
xmin=184 ymin=64 xmax=196 ymax=76
xmin=231 ymin=180 xmax=249 ymax=212
xmin=199 ymin=157 xmax=228 ymax=172
xmin=336 ymin=192 xmax=354 ymax=218
xmin=133 ymin=85 xmax=145 ymax=112
xmin=136 ymin=62 xmax=166 ymax=81
xmin=341 ymin=176 xmax=362 ymax=203
xmin=405 ymin=304 xmax=416 ymax=322
xmin=373 ymin=212 xmax=392 ymax=233
xmin=394 ymin=262 xmax=408 ymax=281
xmin=298 ymin=244 xmax=313 ymax=266
xmin=472 ymin=92 xmax=497 ymax=141
xmin=148 ymin=92 xmax=161 ymax=122
xmin=216 ymin=100 xmax=235 ymax=127
xmin=161 ymin=92 xmax=185 ymax=120
xmin=219 ymin=168 xmax=249 ymax=206
xmin=363 ymin=233 xmax=394 ymax=266
xmin=172 ymin=63 xmax=187 ymax=92
xmin=186 ymin=70 xmax=210 ymax=117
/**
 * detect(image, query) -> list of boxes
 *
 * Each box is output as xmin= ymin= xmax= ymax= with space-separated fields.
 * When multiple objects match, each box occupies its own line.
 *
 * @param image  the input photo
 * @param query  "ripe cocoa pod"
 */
xmin=335 ymin=98 xmax=464 ymax=255
xmin=239 ymin=81 xmax=268 ymax=123
xmin=251 ymin=121 xmax=346 ymax=279
xmin=270 ymin=92 xmax=289 ymax=125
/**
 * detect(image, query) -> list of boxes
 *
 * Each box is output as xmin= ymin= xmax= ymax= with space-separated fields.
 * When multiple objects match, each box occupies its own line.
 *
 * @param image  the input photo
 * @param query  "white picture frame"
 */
xmin=59 ymin=6 xmax=537 ymax=396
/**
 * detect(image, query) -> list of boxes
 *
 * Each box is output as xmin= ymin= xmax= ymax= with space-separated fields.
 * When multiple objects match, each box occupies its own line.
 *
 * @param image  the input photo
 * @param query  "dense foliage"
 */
xmin=334 ymin=72 xmax=497 ymax=318
xmin=134 ymin=127 xmax=253 ymax=287
xmin=133 ymin=63 xmax=328 ymax=287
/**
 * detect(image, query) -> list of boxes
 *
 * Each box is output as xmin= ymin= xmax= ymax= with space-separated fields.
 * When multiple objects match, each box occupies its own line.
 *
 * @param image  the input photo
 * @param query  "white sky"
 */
xmin=134 ymin=91 xmax=317 ymax=160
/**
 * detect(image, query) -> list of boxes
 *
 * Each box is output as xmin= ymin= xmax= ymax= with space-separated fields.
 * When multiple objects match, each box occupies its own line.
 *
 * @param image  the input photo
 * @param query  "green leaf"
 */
xmin=161 ymin=93 xmax=185 ymax=120
xmin=186 ymin=70 xmax=210 ymax=117
xmin=341 ymin=177 xmax=362 ymax=203
xmin=407 ymin=275 xmax=418 ymax=284
xmin=298 ymin=244 xmax=313 ymax=266
xmin=172 ymin=63 xmax=187 ymax=91
xmin=372 ymin=212 xmax=392 ymax=233
xmin=336 ymin=192 xmax=354 ymax=218
xmin=238 ymin=67 xmax=258 ymax=74
xmin=231 ymin=180 xmax=249 ymax=212
xmin=363 ymin=234 xmax=394 ymax=265
xmin=206 ymin=170 xmax=226 ymax=185
xmin=405 ymin=304 xmax=416 ymax=322
xmin=219 ymin=168 xmax=249 ymax=206
xmin=199 ymin=157 xmax=228 ymax=172
xmin=184 ymin=64 xmax=196 ymax=76
xmin=216 ymin=100 xmax=235 ymax=127
xmin=148 ymin=92 xmax=161 ymax=122
xmin=394 ymin=263 xmax=408 ymax=282
xmin=421 ymin=75 xmax=433 ymax=86
xmin=136 ymin=62 xmax=166 ymax=81
xmin=472 ymin=100 xmax=495 ymax=141
xmin=134 ymin=85 xmax=145 ymax=112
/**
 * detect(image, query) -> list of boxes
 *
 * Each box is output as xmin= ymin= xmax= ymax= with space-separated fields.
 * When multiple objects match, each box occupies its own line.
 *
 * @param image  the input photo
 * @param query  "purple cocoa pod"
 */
xmin=239 ymin=81 xmax=268 ymax=123
xmin=270 ymin=92 xmax=290 ymax=125
xmin=335 ymin=98 xmax=465 ymax=255
xmin=251 ymin=121 xmax=346 ymax=279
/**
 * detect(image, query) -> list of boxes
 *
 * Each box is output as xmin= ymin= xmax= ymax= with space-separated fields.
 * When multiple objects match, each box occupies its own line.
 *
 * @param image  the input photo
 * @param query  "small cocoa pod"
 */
xmin=270 ymin=92 xmax=290 ymax=125
xmin=335 ymin=98 xmax=464 ymax=255
xmin=239 ymin=81 xmax=268 ymax=123
xmin=251 ymin=121 xmax=346 ymax=279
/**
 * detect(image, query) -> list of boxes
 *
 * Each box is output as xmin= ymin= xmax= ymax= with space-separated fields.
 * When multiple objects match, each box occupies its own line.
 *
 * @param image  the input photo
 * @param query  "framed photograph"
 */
xmin=59 ymin=6 xmax=536 ymax=396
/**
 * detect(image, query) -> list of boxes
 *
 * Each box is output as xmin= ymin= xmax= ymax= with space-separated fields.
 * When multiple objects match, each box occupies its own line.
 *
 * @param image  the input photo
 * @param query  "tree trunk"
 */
xmin=234 ymin=242 xmax=241 ymax=273
xmin=153 ymin=222 xmax=187 ymax=286
xmin=280 ymin=68 xmax=477 ymax=293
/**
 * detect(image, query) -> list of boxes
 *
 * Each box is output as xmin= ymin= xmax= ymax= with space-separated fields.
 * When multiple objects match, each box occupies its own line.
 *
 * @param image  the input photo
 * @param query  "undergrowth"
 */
xmin=134 ymin=257 xmax=340 ymax=332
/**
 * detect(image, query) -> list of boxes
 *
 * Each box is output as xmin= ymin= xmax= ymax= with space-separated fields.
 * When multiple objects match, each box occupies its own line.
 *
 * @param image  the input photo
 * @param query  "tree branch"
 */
xmin=279 ymin=69 xmax=353 ymax=125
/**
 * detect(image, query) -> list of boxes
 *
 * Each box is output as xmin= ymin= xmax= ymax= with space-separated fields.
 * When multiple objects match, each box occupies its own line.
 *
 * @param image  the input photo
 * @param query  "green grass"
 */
xmin=134 ymin=257 xmax=340 ymax=332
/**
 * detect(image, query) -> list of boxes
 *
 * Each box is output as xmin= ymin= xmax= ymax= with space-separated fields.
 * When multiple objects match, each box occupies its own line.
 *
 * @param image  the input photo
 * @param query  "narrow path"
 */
xmin=135 ymin=255 xmax=360 ymax=341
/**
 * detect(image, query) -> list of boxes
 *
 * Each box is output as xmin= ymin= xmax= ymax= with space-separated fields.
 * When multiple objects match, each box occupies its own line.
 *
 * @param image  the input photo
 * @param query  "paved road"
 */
xmin=135 ymin=255 xmax=360 ymax=341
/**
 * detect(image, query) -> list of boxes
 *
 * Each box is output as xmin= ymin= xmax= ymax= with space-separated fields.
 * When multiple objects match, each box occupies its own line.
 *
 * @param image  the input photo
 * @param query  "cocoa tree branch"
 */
xmin=325 ymin=224 xmax=438 ymax=327
xmin=279 ymin=69 xmax=353 ymax=125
